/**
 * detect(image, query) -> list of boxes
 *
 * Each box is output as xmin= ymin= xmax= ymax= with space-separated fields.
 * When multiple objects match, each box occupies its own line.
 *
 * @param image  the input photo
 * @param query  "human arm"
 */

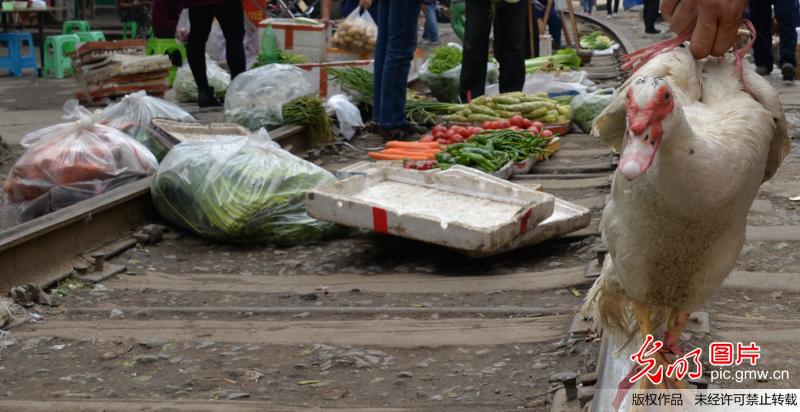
xmin=660 ymin=0 xmax=748 ymax=59
xmin=359 ymin=0 xmax=373 ymax=9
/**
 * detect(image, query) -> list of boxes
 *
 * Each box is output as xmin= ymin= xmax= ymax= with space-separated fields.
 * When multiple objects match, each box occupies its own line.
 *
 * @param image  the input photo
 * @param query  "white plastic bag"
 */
xmin=3 ymin=101 xmax=158 ymax=222
xmin=176 ymin=9 xmax=190 ymax=44
xmin=224 ymin=64 xmax=314 ymax=130
xmin=174 ymin=57 xmax=231 ymax=103
xmin=206 ymin=19 xmax=261 ymax=69
xmin=325 ymin=94 xmax=363 ymax=140
xmin=151 ymin=130 xmax=341 ymax=244
xmin=331 ymin=7 xmax=377 ymax=52
xmin=97 ymin=91 xmax=195 ymax=160
xmin=522 ymin=72 xmax=592 ymax=96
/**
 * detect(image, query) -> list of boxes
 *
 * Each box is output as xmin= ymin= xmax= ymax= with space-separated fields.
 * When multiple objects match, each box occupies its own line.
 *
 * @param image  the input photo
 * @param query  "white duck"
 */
xmin=583 ymin=45 xmax=790 ymax=370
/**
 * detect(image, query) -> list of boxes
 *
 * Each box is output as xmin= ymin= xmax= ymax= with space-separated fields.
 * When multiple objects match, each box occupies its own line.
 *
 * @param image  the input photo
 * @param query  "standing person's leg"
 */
xmin=774 ymin=0 xmax=800 ymax=79
xmin=643 ymin=0 xmax=659 ymax=33
xmin=214 ymin=1 xmax=246 ymax=79
xmin=376 ymin=0 xmax=420 ymax=130
xmin=460 ymin=0 xmax=492 ymax=101
xmin=372 ymin=0 xmax=390 ymax=123
xmin=423 ymin=3 xmax=439 ymax=42
xmin=749 ymin=0 xmax=775 ymax=73
xmin=613 ymin=0 xmax=620 ymax=14
xmin=582 ymin=0 xmax=592 ymax=14
xmin=549 ymin=9 xmax=562 ymax=48
xmin=494 ymin=0 xmax=527 ymax=93
xmin=606 ymin=0 xmax=612 ymax=15
xmin=187 ymin=6 xmax=215 ymax=103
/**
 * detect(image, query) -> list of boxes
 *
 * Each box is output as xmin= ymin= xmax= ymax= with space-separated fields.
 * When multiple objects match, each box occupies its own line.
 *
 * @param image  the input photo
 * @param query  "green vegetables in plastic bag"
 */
xmin=570 ymin=88 xmax=615 ymax=134
xmin=451 ymin=0 xmax=465 ymax=41
xmin=151 ymin=131 xmax=341 ymax=245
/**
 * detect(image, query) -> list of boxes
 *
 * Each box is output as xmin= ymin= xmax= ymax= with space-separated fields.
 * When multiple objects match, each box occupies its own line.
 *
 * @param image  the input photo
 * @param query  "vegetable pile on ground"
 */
xmin=329 ymin=67 xmax=464 ymax=125
xmin=445 ymin=92 xmax=572 ymax=125
xmin=368 ymin=141 xmax=442 ymax=161
xmin=580 ymin=31 xmax=613 ymax=50
xmin=419 ymin=45 xmax=465 ymax=103
xmin=525 ymin=48 xmax=582 ymax=73
xmin=252 ymin=49 xmax=308 ymax=69
xmin=436 ymin=129 xmax=549 ymax=174
xmin=151 ymin=133 xmax=341 ymax=245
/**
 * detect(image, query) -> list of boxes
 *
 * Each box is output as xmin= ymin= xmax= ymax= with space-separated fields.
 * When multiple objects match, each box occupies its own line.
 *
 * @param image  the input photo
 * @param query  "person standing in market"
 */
xmin=152 ymin=0 xmax=247 ymax=108
xmin=421 ymin=0 xmax=439 ymax=44
xmin=606 ymin=0 xmax=620 ymax=17
xmin=461 ymin=0 xmax=528 ymax=102
xmin=535 ymin=0 xmax=562 ymax=49
xmin=748 ymin=0 xmax=800 ymax=81
xmin=642 ymin=0 xmax=660 ymax=34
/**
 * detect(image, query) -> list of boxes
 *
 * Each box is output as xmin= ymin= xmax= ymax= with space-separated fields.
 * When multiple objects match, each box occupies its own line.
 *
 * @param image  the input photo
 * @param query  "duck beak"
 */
xmin=619 ymin=129 xmax=659 ymax=181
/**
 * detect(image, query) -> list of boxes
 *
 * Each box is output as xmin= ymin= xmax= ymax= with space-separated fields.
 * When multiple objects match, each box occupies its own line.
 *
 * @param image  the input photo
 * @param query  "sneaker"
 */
xmin=781 ymin=63 xmax=796 ymax=81
xmin=755 ymin=66 xmax=772 ymax=76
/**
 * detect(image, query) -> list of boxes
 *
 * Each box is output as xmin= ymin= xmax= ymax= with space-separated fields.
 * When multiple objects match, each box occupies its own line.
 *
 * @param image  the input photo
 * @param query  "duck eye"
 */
xmin=664 ymin=92 xmax=670 ymax=101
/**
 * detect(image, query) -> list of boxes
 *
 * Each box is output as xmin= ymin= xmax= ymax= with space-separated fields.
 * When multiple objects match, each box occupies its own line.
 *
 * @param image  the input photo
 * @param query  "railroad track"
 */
xmin=8 ymin=14 xmax=798 ymax=412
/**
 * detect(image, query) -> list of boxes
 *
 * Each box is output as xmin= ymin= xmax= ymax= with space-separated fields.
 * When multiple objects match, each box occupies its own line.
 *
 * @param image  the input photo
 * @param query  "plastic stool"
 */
xmin=146 ymin=38 xmax=186 ymax=86
xmin=0 ymin=32 xmax=38 ymax=77
xmin=43 ymin=34 xmax=80 ymax=78
xmin=63 ymin=20 xmax=90 ymax=34
xmin=122 ymin=21 xmax=138 ymax=39
xmin=75 ymin=31 xmax=106 ymax=43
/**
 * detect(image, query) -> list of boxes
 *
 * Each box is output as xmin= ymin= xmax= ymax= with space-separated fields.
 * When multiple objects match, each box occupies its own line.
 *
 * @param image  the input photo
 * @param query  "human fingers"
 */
xmin=669 ymin=0 xmax=698 ymax=35
xmin=661 ymin=0 xmax=681 ymax=22
xmin=689 ymin=2 xmax=719 ymax=59
xmin=359 ymin=0 xmax=372 ymax=9
xmin=710 ymin=20 xmax=739 ymax=56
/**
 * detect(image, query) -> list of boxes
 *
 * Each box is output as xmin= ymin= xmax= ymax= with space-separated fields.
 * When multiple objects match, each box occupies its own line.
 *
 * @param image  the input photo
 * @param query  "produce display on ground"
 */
xmin=151 ymin=132 xmax=342 ymax=245
xmin=524 ymin=48 xmax=582 ymax=73
xmin=368 ymin=141 xmax=442 ymax=161
xmin=445 ymin=91 xmax=572 ymax=125
xmin=251 ymin=49 xmax=309 ymax=69
xmin=570 ymin=88 xmax=616 ymax=134
xmin=418 ymin=45 xmax=498 ymax=103
xmin=580 ymin=31 xmax=614 ymax=50
xmin=97 ymin=91 xmax=195 ymax=160
xmin=331 ymin=8 xmax=377 ymax=53
xmin=436 ymin=128 xmax=549 ymax=174
xmin=2 ymin=101 xmax=158 ymax=223
xmin=174 ymin=59 xmax=231 ymax=103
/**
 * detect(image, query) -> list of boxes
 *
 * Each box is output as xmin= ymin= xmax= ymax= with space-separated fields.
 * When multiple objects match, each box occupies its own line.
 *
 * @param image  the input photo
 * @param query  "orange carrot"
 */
xmin=385 ymin=141 xmax=441 ymax=149
xmin=379 ymin=148 xmax=440 ymax=155
xmin=368 ymin=152 xmax=432 ymax=160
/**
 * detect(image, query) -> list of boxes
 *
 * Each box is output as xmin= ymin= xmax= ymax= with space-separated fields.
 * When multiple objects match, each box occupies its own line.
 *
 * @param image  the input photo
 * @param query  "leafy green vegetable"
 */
xmin=428 ymin=46 xmax=463 ymax=74
xmin=225 ymin=95 xmax=332 ymax=145
xmin=570 ymin=89 xmax=615 ymax=133
xmin=580 ymin=31 xmax=613 ymax=50
xmin=151 ymin=135 xmax=341 ymax=245
xmin=251 ymin=50 xmax=309 ymax=69
xmin=525 ymin=48 xmax=582 ymax=73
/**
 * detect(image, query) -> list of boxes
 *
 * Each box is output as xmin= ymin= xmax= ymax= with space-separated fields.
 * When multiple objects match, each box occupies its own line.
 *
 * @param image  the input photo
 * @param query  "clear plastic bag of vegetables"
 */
xmin=418 ymin=44 xmax=463 ymax=103
xmin=174 ymin=57 xmax=231 ymax=104
xmin=97 ymin=91 xmax=195 ymax=160
xmin=224 ymin=64 xmax=314 ymax=130
xmin=150 ymin=129 xmax=342 ymax=245
xmin=3 ymin=100 xmax=158 ymax=223
xmin=331 ymin=7 xmax=377 ymax=53
xmin=570 ymin=88 xmax=615 ymax=133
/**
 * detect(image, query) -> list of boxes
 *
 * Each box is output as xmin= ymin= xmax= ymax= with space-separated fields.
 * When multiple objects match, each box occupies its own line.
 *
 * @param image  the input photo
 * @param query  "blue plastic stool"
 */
xmin=0 ymin=32 xmax=38 ymax=77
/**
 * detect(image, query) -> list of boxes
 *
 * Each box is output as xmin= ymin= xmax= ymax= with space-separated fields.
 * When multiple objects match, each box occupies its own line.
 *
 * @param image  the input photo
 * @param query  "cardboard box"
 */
xmin=259 ymin=18 xmax=328 ymax=63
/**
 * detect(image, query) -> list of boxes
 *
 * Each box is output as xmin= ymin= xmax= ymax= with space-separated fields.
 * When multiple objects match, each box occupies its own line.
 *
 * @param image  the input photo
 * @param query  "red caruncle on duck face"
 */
xmin=619 ymin=76 xmax=675 ymax=181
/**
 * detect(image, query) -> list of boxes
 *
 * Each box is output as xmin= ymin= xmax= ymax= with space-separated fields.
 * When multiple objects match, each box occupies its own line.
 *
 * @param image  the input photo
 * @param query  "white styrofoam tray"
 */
xmin=307 ymin=165 xmax=555 ymax=253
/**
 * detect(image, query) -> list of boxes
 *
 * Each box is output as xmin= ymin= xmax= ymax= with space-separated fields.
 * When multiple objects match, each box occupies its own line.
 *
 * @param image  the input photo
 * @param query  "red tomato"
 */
xmin=437 ymin=138 xmax=448 ymax=144
xmin=522 ymin=119 xmax=532 ymax=128
xmin=434 ymin=131 xmax=447 ymax=140
xmin=510 ymin=126 xmax=521 ymax=131
xmin=420 ymin=134 xmax=434 ymax=142
xmin=490 ymin=121 xmax=502 ymax=130
xmin=532 ymin=121 xmax=544 ymax=129
xmin=482 ymin=121 xmax=493 ymax=129
xmin=509 ymin=115 xmax=525 ymax=128
xmin=500 ymin=120 xmax=510 ymax=129
xmin=431 ymin=125 xmax=447 ymax=134
xmin=455 ymin=126 xmax=468 ymax=136
xmin=450 ymin=133 xmax=464 ymax=142
xmin=542 ymin=130 xmax=554 ymax=138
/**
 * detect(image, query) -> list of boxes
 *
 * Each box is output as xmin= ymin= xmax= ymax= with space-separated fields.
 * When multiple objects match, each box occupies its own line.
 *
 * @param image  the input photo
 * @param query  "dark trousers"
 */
xmin=460 ymin=0 xmax=527 ymax=102
xmin=373 ymin=0 xmax=421 ymax=129
xmin=750 ymin=0 xmax=800 ymax=69
xmin=187 ymin=2 xmax=246 ymax=91
xmin=642 ymin=0 xmax=658 ymax=31
xmin=606 ymin=0 xmax=620 ymax=14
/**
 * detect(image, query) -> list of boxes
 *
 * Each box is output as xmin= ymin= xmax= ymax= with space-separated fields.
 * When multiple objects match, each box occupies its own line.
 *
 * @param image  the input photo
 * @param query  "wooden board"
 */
xmin=14 ymin=316 xmax=572 ymax=348
xmin=107 ymin=266 xmax=591 ymax=295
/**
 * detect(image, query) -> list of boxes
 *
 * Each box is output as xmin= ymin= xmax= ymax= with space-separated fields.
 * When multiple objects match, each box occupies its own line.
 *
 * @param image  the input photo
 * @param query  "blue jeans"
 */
xmin=423 ymin=4 xmax=439 ymax=42
xmin=581 ymin=0 xmax=595 ymax=13
xmin=374 ymin=0 xmax=421 ymax=129
xmin=750 ymin=0 xmax=800 ymax=68
xmin=535 ymin=7 xmax=562 ymax=49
